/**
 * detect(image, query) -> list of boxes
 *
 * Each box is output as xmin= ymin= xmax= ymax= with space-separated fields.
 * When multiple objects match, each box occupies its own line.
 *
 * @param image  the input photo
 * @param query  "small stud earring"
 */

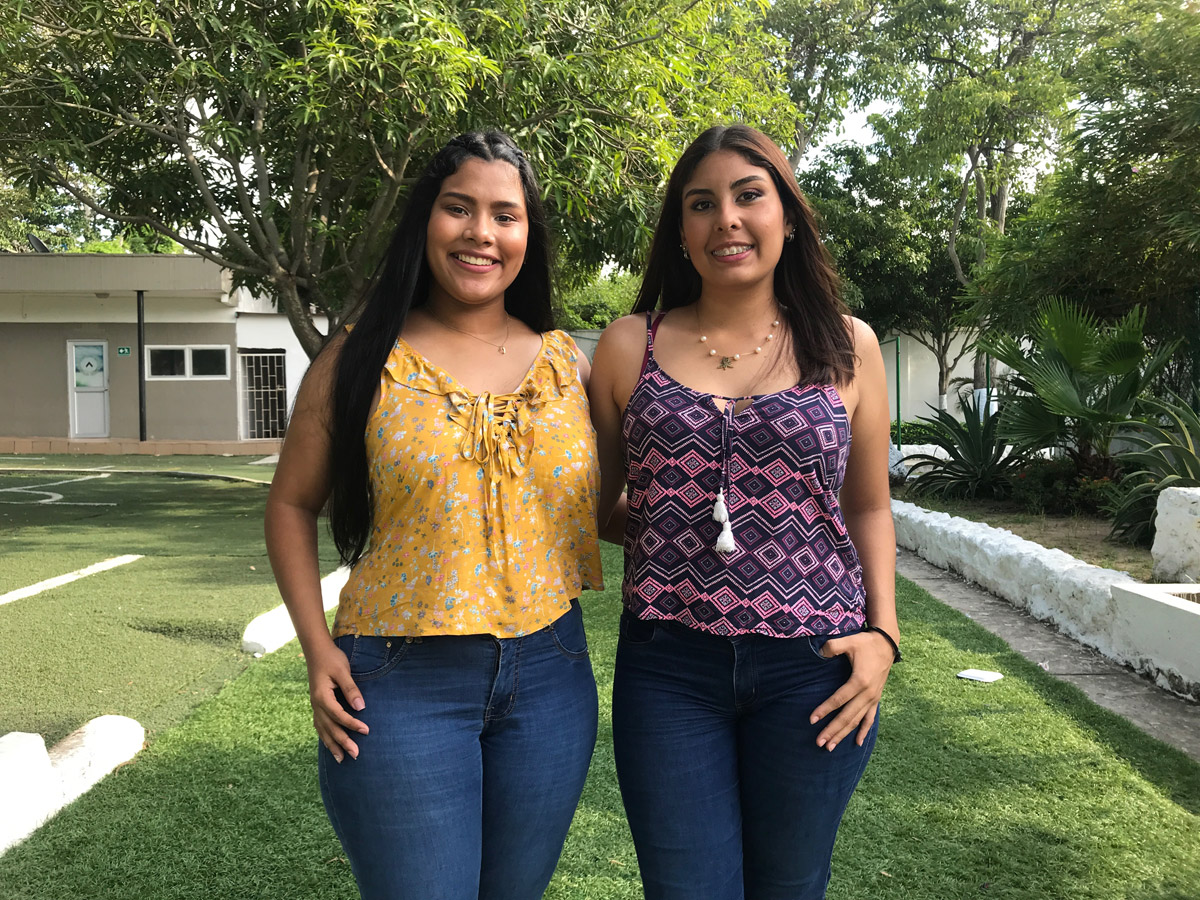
xmin=680 ymin=242 xmax=690 ymax=259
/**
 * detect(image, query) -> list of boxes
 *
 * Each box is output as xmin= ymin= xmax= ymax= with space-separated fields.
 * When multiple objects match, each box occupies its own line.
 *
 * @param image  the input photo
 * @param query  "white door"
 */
xmin=68 ymin=340 xmax=110 ymax=438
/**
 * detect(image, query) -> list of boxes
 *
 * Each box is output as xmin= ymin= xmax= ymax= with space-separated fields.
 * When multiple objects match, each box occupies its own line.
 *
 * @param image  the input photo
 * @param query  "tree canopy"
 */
xmin=0 ymin=0 xmax=795 ymax=356
xmin=974 ymin=0 xmax=1200 ymax=392
xmin=800 ymin=142 xmax=974 ymax=406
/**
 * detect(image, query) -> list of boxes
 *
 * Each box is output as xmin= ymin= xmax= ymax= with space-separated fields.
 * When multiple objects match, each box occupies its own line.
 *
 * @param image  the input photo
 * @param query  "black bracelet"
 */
xmin=863 ymin=624 xmax=902 ymax=663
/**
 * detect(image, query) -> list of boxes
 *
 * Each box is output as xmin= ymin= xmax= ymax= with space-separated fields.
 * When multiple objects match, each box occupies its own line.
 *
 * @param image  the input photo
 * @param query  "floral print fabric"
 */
xmin=334 ymin=329 xmax=603 ymax=638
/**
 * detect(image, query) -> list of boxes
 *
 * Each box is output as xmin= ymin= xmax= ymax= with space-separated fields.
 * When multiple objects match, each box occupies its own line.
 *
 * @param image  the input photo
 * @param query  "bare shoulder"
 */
xmin=845 ymin=315 xmax=880 ymax=348
xmin=594 ymin=314 xmax=649 ymax=367
xmin=602 ymin=313 xmax=651 ymax=345
xmin=591 ymin=313 xmax=650 ymax=410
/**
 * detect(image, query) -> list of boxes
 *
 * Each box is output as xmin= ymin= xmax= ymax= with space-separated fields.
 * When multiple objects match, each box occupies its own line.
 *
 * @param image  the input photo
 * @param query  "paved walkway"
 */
xmin=897 ymin=549 xmax=1200 ymax=763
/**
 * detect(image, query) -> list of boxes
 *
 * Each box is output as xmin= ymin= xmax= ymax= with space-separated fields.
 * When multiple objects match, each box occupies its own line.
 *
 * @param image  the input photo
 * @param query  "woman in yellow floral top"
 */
xmin=265 ymin=132 xmax=603 ymax=900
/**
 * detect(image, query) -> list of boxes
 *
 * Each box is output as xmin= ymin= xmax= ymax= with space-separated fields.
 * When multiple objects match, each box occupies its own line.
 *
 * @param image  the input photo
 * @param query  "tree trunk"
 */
xmin=276 ymin=276 xmax=327 ymax=359
xmin=938 ymin=357 xmax=951 ymax=410
xmin=972 ymin=350 xmax=995 ymax=391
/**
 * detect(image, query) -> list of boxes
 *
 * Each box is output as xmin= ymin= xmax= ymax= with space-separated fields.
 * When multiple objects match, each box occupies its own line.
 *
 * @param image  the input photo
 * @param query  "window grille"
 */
xmin=239 ymin=351 xmax=288 ymax=439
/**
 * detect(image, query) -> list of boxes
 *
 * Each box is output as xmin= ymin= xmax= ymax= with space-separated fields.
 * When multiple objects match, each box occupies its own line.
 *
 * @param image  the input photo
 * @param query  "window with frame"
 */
xmin=146 ymin=345 xmax=231 ymax=380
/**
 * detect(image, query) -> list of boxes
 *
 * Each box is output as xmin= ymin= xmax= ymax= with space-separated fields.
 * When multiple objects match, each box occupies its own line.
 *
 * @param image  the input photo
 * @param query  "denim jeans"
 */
xmin=319 ymin=599 xmax=598 ymax=900
xmin=611 ymin=612 xmax=878 ymax=900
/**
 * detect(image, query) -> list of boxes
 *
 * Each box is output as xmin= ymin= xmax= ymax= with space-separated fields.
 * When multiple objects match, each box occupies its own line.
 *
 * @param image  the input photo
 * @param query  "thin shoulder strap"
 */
xmin=639 ymin=311 xmax=666 ymax=378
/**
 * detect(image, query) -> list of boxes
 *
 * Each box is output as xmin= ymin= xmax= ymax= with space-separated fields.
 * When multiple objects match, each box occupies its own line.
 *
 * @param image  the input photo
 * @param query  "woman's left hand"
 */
xmin=809 ymin=630 xmax=895 ymax=751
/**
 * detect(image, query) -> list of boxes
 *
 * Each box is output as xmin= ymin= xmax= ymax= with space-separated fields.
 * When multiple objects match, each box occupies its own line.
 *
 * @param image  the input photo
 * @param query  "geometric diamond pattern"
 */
xmin=621 ymin=316 xmax=866 ymax=638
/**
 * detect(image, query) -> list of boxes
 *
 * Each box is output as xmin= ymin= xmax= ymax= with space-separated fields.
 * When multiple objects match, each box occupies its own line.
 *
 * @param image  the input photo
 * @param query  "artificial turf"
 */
xmin=0 ymin=471 xmax=337 ymax=745
xmin=1 ymin=543 xmax=1197 ymax=899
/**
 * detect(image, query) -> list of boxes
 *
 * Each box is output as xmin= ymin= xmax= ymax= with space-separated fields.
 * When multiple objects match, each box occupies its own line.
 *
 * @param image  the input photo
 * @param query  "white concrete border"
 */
xmin=892 ymin=499 xmax=1200 ymax=701
xmin=1 ymin=715 xmax=144 ymax=857
xmin=1109 ymin=584 xmax=1200 ymax=697
xmin=1152 ymin=487 xmax=1200 ymax=583
xmin=242 ymin=567 xmax=349 ymax=655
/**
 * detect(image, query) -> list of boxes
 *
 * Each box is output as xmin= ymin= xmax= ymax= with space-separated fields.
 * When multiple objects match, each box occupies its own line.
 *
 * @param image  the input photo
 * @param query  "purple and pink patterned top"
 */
xmin=621 ymin=313 xmax=867 ymax=638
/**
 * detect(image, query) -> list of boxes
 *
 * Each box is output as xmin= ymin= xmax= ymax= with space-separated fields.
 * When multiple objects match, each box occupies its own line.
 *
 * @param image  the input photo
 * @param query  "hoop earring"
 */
xmin=785 ymin=228 xmax=796 ymax=243
xmin=680 ymin=242 xmax=690 ymax=259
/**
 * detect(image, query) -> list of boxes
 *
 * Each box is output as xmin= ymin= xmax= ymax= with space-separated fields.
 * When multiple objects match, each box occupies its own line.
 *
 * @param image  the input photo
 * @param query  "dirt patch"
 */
xmin=893 ymin=491 xmax=1155 ymax=583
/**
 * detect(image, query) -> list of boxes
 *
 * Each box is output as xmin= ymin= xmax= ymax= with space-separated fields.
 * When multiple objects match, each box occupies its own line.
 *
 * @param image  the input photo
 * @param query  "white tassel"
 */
xmin=711 ymin=488 xmax=729 ymax=524
xmin=714 ymin=520 xmax=737 ymax=553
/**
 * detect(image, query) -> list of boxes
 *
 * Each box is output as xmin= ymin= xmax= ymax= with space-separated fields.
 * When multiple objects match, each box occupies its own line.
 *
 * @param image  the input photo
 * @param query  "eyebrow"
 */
xmin=440 ymin=191 xmax=522 ymax=210
xmin=683 ymin=174 xmax=766 ymax=200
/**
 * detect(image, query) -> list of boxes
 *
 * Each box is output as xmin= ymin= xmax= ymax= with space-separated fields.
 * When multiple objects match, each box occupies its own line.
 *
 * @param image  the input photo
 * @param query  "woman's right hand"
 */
xmin=306 ymin=639 xmax=369 ymax=763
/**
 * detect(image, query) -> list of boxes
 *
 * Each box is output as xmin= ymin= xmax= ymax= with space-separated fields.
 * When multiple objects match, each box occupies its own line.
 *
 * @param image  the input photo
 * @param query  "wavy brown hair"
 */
xmin=633 ymin=124 xmax=855 ymax=386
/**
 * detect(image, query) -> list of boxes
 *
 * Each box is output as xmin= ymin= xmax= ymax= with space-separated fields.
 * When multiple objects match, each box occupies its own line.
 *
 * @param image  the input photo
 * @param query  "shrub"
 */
xmin=1110 ymin=394 xmax=1200 ymax=546
xmin=891 ymin=420 xmax=943 ymax=445
xmin=980 ymin=298 xmax=1178 ymax=475
xmin=903 ymin=392 xmax=1027 ymax=500
xmin=1010 ymin=457 xmax=1119 ymax=516
xmin=558 ymin=271 xmax=639 ymax=330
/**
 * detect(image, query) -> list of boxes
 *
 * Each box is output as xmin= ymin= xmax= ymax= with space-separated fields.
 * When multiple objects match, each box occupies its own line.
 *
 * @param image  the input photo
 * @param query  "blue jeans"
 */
xmin=612 ymin=612 xmax=878 ymax=900
xmin=319 ymin=600 xmax=598 ymax=900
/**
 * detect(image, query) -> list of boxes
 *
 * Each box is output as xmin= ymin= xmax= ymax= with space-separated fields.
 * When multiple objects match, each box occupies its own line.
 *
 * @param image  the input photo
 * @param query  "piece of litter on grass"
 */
xmin=253 ymin=652 xmax=263 ymax=659
xmin=1038 ymin=660 xmax=1050 ymax=671
xmin=958 ymin=668 xmax=1004 ymax=683
xmin=880 ymin=870 xmax=892 ymax=877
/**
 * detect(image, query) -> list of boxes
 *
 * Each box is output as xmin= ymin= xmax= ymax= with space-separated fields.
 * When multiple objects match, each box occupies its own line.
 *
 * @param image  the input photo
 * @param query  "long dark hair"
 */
xmin=633 ymin=124 xmax=855 ymax=386
xmin=324 ymin=131 xmax=555 ymax=566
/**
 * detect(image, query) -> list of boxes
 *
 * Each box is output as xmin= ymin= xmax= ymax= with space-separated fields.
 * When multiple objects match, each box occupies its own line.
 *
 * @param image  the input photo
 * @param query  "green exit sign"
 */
xmin=117 ymin=347 xmax=131 ymax=356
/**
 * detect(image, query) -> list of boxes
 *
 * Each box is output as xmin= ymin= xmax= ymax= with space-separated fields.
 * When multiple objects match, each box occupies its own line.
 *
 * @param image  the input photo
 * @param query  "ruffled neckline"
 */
xmin=384 ymin=330 xmax=577 ymax=403
xmin=380 ymin=330 xmax=580 ymax=555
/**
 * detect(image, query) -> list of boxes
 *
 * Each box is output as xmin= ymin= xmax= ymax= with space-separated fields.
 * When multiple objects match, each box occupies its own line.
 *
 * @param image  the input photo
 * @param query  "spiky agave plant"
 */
xmin=1110 ymin=394 xmax=1200 ymax=546
xmin=902 ymin=391 xmax=1028 ymax=500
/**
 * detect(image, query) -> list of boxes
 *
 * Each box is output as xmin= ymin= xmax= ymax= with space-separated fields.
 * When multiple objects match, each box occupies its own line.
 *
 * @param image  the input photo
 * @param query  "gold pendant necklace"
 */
xmin=696 ymin=308 xmax=780 ymax=370
xmin=430 ymin=311 xmax=511 ymax=354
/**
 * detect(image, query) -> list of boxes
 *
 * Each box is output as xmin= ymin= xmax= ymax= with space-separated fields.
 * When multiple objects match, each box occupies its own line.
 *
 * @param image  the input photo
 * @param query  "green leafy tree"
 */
xmin=982 ymin=298 xmax=1180 ymax=475
xmin=763 ymin=0 xmax=897 ymax=167
xmin=800 ymin=143 xmax=975 ymax=408
xmin=0 ymin=0 xmax=795 ymax=357
xmin=974 ymin=0 xmax=1200 ymax=395
xmin=0 ymin=176 xmax=109 ymax=251
xmin=877 ymin=0 xmax=1113 ymax=385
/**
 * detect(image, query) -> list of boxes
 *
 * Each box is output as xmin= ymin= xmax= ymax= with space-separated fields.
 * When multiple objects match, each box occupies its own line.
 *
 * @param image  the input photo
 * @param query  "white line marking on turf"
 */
xmin=0 ymin=555 xmax=144 ymax=607
xmin=0 ymin=473 xmax=116 ymax=506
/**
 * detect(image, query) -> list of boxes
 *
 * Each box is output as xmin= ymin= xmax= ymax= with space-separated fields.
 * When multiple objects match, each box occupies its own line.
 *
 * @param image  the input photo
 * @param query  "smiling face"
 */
xmin=679 ymin=149 xmax=791 ymax=296
xmin=425 ymin=157 xmax=529 ymax=310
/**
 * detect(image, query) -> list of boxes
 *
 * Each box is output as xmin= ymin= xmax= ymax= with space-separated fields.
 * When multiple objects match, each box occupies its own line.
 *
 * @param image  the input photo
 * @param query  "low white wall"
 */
xmin=1153 ymin=487 xmax=1200 ymax=583
xmin=892 ymin=500 xmax=1200 ymax=701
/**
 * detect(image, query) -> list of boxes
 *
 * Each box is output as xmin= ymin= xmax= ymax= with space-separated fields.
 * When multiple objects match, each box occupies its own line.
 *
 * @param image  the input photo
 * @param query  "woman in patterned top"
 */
xmin=266 ymin=131 xmax=603 ymax=900
xmin=589 ymin=124 xmax=899 ymax=899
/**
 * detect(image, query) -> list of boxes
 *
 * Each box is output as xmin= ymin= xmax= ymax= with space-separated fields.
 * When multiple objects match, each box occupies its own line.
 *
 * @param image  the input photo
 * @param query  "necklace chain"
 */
xmin=696 ymin=307 xmax=780 ymax=370
xmin=430 ymin=311 xmax=510 ymax=355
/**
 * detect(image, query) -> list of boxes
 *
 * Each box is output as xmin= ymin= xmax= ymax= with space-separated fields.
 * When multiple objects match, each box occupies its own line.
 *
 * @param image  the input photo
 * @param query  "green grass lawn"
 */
xmin=0 ymin=452 xmax=277 ymax=482
xmin=1 ymin=543 xmax=1197 ymax=899
xmin=0 ymin=470 xmax=337 ymax=745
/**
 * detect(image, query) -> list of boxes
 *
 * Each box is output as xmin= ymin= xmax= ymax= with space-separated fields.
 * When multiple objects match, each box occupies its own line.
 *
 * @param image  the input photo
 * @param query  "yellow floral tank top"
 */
xmin=333 ymin=329 xmax=603 ymax=638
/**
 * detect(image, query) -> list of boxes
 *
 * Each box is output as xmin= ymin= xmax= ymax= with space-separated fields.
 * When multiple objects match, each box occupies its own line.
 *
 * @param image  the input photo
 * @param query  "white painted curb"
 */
xmin=1 ymin=715 xmax=144 ymax=857
xmin=893 ymin=499 xmax=1200 ymax=700
xmin=242 ymin=568 xmax=350 ymax=655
